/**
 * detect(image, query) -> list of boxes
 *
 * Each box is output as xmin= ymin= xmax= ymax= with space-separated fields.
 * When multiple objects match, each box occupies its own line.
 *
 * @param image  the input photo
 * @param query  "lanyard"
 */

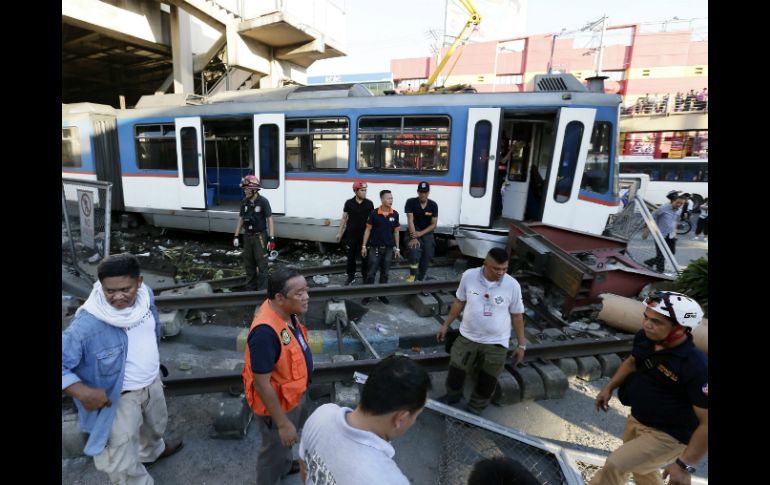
xmin=288 ymin=314 xmax=308 ymax=351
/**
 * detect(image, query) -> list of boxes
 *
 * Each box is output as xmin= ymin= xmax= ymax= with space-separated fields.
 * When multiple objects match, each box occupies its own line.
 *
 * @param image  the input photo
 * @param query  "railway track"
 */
xmin=161 ymin=335 xmax=633 ymax=397
xmin=153 ymin=256 xmax=460 ymax=292
xmin=154 ymin=279 xmax=463 ymax=310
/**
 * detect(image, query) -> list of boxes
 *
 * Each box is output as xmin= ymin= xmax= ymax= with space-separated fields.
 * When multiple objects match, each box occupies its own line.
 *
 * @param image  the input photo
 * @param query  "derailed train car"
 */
xmin=62 ymin=74 xmax=621 ymax=258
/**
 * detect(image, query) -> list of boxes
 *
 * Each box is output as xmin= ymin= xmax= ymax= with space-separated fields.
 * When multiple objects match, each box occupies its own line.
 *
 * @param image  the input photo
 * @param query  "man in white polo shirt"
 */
xmin=299 ymin=356 xmax=430 ymax=485
xmin=436 ymin=247 xmax=526 ymax=415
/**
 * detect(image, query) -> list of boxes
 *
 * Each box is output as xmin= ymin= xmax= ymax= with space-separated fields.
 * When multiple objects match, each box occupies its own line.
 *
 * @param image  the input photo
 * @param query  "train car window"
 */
xmin=554 ymin=121 xmax=584 ymax=203
xmin=359 ymin=117 xmax=401 ymax=132
xmin=285 ymin=117 xmax=349 ymax=171
xmin=259 ymin=124 xmax=280 ymax=189
xmin=180 ymin=127 xmax=200 ymax=186
xmin=135 ymin=124 xmax=177 ymax=170
xmin=580 ymin=122 xmax=612 ymax=194
xmin=357 ymin=116 xmax=450 ymax=173
xmin=62 ymin=127 xmax=81 ymax=168
xmin=469 ymin=120 xmax=492 ymax=198
xmin=204 ymin=135 xmax=250 ymax=169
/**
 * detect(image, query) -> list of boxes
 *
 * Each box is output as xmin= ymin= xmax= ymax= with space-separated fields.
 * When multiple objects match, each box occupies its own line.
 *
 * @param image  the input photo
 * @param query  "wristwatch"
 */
xmin=675 ymin=458 xmax=696 ymax=474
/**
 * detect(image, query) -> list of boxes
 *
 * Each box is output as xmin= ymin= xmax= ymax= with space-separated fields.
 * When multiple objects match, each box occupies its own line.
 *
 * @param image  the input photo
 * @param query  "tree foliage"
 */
xmin=675 ymin=254 xmax=708 ymax=317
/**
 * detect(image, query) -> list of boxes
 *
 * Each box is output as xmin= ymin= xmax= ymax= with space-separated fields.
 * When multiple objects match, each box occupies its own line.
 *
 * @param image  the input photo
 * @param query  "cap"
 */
xmin=417 ymin=181 xmax=430 ymax=192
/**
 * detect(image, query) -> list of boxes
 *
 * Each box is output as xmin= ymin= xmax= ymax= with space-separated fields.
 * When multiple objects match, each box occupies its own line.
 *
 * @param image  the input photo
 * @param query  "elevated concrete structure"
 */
xmin=63 ymin=0 xmax=348 ymax=107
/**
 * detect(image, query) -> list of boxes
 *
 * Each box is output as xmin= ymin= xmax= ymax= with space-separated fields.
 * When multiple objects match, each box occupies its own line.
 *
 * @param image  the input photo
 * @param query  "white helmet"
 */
xmin=644 ymin=291 xmax=704 ymax=328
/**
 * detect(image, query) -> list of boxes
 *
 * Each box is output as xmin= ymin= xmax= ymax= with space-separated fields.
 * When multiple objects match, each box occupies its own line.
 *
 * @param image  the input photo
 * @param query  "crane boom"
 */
xmin=420 ymin=0 xmax=480 ymax=93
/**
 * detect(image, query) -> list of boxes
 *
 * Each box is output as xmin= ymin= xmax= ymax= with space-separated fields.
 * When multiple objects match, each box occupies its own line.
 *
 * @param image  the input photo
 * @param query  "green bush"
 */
xmin=675 ymin=254 xmax=708 ymax=317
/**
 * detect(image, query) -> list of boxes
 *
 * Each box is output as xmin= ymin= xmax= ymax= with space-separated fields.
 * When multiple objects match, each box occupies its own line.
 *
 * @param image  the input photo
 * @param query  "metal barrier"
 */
xmin=62 ymin=178 xmax=112 ymax=275
xmin=429 ymin=400 xmax=583 ymax=485
xmin=604 ymin=195 xmax=679 ymax=275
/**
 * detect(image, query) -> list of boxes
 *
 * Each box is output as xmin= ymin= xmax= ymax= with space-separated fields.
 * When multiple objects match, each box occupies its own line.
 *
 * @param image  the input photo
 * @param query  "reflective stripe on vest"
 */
xmin=242 ymin=300 xmax=309 ymax=416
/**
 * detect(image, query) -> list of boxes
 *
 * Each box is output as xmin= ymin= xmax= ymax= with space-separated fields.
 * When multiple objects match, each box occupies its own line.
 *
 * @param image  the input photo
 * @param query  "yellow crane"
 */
xmin=419 ymin=0 xmax=481 ymax=93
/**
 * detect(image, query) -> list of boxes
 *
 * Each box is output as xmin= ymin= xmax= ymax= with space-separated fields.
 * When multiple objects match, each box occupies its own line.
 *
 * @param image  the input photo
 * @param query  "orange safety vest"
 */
xmin=242 ymin=300 xmax=310 ymax=416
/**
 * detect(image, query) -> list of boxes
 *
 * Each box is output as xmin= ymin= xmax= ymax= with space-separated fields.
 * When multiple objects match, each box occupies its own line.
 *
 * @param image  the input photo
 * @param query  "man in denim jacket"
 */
xmin=62 ymin=254 xmax=182 ymax=485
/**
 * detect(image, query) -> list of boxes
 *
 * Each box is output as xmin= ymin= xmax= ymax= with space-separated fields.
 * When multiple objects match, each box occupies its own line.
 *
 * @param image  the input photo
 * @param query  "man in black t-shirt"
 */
xmin=335 ymin=181 xmax=375 ymax=285
xmin=591 ymin=291 xmax=708 ymax=485
xmin=404 ymin=181 xmax=439 ymax=282
xmin=234 ymin=175 xmax=275 ymax=290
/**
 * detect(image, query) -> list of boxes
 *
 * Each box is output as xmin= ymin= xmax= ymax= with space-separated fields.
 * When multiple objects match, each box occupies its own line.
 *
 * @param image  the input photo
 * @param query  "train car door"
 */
xmin=175 ymin=117 xmax=206 ymax=209
xmin=501 ymin=122 xmax=537 ymax=220
xmin=253 ymin=114 xmax=286 ymax=213
xmin=541 ymin=108 xmax=595 ymax=229
xmin=460 ymin=108 xmax=501 ymax=226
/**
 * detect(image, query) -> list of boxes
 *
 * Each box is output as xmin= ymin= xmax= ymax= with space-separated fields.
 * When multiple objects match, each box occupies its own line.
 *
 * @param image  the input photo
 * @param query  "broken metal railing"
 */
xmin=634 ymin=194 xmax=680 ymax=276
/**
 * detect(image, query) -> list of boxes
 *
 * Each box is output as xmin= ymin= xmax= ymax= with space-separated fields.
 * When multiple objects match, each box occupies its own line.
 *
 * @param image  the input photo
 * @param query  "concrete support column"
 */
xmin=170 ymin=6 xmax=194 ymax=94
xmin=259 ymin=58 xmax=285 ymax=89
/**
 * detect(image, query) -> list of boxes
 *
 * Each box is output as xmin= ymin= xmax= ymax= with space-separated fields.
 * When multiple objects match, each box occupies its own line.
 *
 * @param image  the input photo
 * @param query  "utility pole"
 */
xmin=427 ymin=29 xmax=442 ymax=85
xmin=492 ymin=42 xmax=499 ymax=92
xmin=594 ymin=15 xmax=607 ymax=77
xmin=547 ymin=29 xmax=565 ymax=75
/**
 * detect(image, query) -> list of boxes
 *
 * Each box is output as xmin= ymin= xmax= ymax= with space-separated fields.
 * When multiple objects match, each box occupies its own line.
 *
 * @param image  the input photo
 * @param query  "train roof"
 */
xmin=62 ymin=102 xmax=117 ymax=117
xmin=63 ymin=74 xmax=620 ymax=120
xmin=135 ymin=83 xmax=374 ymax=109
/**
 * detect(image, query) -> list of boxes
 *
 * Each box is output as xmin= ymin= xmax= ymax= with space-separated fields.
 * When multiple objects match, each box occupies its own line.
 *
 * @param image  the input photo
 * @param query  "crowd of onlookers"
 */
xmin=622 ymin=88 xmax=708 ymax=115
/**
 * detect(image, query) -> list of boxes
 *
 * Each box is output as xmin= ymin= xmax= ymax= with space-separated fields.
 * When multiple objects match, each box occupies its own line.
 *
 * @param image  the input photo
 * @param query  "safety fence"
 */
xmin=62 ymin=178 xmax=112 ymax=276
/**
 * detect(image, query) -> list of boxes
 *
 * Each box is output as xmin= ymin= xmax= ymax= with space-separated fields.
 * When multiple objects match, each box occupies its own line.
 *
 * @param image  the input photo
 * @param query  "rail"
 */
xmin=161 ymin=335 xmax=633 ymax=396
xmin=153 ymin=257 xmax=458 ymax=292
xmin=154 ymin=279 xmax=463 ymax=310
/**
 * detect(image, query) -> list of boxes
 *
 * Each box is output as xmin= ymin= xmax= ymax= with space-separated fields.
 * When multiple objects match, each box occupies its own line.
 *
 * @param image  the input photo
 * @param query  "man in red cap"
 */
xmin=335 ymin=181 xmax=374 ymax=285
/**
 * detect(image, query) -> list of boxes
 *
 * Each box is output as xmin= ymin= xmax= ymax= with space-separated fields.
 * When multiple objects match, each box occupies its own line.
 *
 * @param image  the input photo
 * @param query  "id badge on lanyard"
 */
xmin=290 ymin=315 xmax=308 ymax=351
xmin=296 ymin=331 xmax=308 ymax=351
xmin=483 ymin=293 xmax=493 ymax=316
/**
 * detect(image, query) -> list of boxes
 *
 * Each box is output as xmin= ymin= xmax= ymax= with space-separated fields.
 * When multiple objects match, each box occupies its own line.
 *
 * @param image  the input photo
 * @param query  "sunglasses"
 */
xmin=644 ymin=291 xmax=677 ymax=325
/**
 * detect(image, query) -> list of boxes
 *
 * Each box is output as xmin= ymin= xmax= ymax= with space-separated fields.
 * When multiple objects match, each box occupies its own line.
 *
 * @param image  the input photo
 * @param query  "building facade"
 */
xmin=391 ymin=20 xmax=707 ymax=107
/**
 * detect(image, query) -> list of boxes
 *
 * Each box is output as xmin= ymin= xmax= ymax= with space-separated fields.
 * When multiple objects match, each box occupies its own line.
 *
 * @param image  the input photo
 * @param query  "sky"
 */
xmin=306 ymin=0 xmax=707 ymax=76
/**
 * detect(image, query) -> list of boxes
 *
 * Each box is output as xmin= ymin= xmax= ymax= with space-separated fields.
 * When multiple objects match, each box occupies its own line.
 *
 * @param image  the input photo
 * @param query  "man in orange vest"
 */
xmin=242 ymin=266 xmax=313 ymax=485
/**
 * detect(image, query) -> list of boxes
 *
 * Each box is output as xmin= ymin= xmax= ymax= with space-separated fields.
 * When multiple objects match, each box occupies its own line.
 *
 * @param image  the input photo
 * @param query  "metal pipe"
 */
xmin=348 ymin=319 xmax=380 ymax=359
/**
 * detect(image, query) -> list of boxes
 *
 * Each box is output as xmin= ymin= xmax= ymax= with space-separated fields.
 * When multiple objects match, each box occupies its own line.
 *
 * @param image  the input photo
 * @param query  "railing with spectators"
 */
xmin=620 ymin=93 xmax=708 ymax=117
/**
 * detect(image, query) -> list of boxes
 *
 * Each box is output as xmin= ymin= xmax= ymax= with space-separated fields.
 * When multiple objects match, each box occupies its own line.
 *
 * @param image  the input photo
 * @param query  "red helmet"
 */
xmin=352 ymin=181 xmax=368 ymax=192
xmin=241 ymin=175 xmax=261 ymax=190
